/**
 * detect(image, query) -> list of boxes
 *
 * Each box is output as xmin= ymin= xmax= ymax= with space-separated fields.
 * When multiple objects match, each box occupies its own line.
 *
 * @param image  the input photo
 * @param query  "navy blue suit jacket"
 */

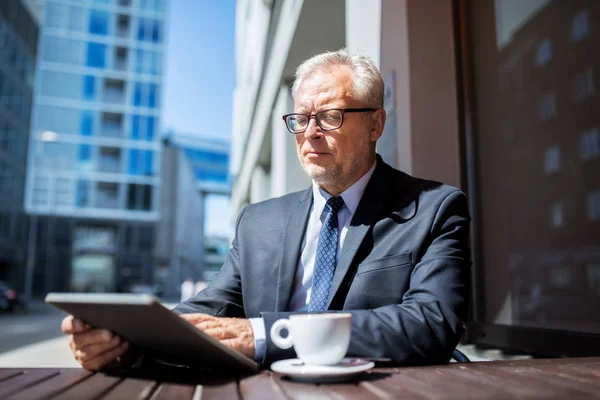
xmin=175 ymin=155 xmax=471 ymax=366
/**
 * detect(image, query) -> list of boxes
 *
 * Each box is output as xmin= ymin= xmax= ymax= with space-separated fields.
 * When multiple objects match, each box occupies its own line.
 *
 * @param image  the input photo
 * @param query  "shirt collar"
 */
xmin=312 ymin=159 xmax=377 ymax=217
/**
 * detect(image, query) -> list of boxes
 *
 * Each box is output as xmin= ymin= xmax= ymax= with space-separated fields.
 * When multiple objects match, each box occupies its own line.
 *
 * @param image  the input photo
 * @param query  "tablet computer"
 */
xmin=45 ymin=293 xmax=259 ymax=373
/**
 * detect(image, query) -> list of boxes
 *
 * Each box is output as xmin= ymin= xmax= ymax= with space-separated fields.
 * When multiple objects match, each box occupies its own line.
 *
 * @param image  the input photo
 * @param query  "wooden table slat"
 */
xmin=368 ymin=370 xmax=479 ymax=400
xmin=431 ymin=364 xmax=579 ymax=398
xmin=492 ymin=365 xmax=600 ymax=397
xmin=437 ymin=367 xmax=540 ymax=398
xmin=97 ymin=377 xmax=158 ymax=400
xmin=0 ymin=371 xmax=22 ymax=385
xmin=2 ymin=357 xmax=600 ymax=399
xmin=239 ymin=372 xmax=288 ymax=400
xmin=50 ymin=373 xmax=122 ymax=400
xmin=0 ymin=370 xmax=59 ymax=399
xmin=271 ymin=373 xmax=335 ymax=400
xmin=150 ymin=383 xmax=197 ymax=400
xmin=4 ymin=369 xmax=92 ymax=400
xmin=201 ymin=379 xmax=240 ymax=400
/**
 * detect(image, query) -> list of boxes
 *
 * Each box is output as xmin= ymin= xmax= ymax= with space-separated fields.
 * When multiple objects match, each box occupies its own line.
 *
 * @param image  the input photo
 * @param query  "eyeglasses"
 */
xmin=281 ymin=108 xmax=377 ymax=134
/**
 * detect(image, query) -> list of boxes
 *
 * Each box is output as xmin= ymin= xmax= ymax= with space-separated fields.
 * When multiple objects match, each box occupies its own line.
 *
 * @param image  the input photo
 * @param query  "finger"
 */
xmin=62 ymin=316 xmax=91 ymax=335
xmin=72 ymin=329 xmax=113 ymax=349
xmin=180 ymin=313 xmax=216 ymax=324
xmin=75 ymin=336 xmax=121 ymax=363
xmin=203 ymin=327 xmax=236 ymax=341
xmin=195 ymin=320 xmax=224 ymax=331
xmin=81 ymin=341 xmax=129 ymax=371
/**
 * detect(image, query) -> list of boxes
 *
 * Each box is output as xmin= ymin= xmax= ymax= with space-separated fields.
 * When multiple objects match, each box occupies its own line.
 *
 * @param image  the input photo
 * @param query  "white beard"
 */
xmin=298 ymin=138 xmax=372 ymax=187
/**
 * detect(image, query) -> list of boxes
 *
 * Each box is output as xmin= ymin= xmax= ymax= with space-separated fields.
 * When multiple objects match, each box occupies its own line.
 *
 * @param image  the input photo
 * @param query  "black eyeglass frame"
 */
xmin=281 ymin=108 xmax=378 ymax=134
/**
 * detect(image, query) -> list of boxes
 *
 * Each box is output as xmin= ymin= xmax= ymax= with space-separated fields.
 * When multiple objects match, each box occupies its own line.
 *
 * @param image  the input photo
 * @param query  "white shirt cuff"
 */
xmin=249 ymin=317 xmax=266 ymax=362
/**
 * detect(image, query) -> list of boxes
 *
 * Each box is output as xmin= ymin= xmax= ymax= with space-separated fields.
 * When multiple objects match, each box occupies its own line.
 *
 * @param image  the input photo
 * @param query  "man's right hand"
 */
xmin=61 ymin=315 xmax=131 ymax=371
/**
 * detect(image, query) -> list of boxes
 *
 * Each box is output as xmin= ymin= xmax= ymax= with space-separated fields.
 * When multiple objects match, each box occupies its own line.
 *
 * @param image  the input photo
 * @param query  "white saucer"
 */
xmin=270 ymin=358 xmax=375 ymax=382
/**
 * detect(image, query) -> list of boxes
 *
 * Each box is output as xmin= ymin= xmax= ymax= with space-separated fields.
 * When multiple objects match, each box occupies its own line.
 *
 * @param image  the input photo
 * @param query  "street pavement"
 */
xmin=0 ymin=301 xmax=178 ymax=367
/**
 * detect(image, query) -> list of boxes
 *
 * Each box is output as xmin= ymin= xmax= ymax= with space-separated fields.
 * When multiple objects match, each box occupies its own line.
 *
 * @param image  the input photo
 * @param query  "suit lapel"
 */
xmin=275 ymin=188 xmax=313 ymax=311
xmin=327 ymin=158 xmax=391 ymax=308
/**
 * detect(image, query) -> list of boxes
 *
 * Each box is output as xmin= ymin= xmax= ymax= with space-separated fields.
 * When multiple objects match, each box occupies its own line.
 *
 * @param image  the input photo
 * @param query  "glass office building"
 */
xmin=165 ymin=132 xmax=231 ymax=284
xmin=24 ymin=0 xmax=167 ymax=295
xmin=0 ymin=0 xmax=38 ymax=286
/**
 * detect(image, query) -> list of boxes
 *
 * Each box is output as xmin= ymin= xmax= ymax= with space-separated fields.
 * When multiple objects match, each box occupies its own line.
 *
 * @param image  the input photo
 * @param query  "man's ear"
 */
xmin=369 ymin=109 xmax=386 ymax=142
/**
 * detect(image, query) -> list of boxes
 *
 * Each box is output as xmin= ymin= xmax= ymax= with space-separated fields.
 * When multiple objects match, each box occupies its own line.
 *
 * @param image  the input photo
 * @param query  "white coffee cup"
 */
xmin=269 ymin=313 xmax=352 ymax=365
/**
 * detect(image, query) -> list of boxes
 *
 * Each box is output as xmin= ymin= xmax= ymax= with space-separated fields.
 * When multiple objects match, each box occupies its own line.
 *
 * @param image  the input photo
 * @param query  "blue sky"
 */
xmin=162 ymin=0 xmax=236 ymax=137
xmin=162 ymin=0 xmax=236 ymax=237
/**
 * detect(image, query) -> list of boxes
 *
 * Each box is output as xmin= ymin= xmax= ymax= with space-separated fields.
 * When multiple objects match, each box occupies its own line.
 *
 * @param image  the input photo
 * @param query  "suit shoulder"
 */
xmin=242 ymin=189 xmax=309 ymax=215
xmin=387 ymin=166 xmax=464 ymax=199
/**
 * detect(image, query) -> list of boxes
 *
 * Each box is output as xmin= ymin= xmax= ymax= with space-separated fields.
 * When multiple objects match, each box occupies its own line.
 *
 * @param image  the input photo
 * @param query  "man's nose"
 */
xmin=303 ymin=117 xmax=322 ymax=140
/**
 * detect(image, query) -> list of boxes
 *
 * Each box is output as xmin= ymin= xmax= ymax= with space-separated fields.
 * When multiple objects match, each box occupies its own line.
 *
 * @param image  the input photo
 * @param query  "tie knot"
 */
xmin=325 ymin=196 xmax=345 ymax=213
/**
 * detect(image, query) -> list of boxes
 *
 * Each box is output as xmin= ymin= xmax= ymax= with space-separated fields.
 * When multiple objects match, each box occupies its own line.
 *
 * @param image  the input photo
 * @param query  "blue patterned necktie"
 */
xmin=308 ymin=196 xmax=345 ymax=312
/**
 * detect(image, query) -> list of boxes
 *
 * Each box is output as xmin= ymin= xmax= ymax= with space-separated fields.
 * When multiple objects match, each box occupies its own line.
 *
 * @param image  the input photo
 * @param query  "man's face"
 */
xmin=293 ymin=66 xmax=384 ymax=192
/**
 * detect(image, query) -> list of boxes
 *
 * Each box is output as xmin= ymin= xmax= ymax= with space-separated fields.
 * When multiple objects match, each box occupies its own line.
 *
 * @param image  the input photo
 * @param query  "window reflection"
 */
xmin=86 ymin=42 xmax=106 ymax=68
xmin=468 ymin=0 xmax=600 ymax=333
xmin=89 ymin=10 xmax=109 ymax=35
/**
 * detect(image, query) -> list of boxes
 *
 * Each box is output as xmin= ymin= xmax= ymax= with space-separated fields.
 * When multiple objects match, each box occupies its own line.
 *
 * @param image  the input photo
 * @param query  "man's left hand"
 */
xmin=180 ymin=314 xmax=255 ymax=359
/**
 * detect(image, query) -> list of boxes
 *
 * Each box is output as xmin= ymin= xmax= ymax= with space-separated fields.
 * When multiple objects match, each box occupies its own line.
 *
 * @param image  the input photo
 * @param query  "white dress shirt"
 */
xmin=249 ymin=160 xmax=377 ymax=361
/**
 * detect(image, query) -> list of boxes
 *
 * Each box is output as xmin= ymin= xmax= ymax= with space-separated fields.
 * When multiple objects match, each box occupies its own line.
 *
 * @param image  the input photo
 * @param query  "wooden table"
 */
xmin=1 ymin=357 xmax=599 ymax=399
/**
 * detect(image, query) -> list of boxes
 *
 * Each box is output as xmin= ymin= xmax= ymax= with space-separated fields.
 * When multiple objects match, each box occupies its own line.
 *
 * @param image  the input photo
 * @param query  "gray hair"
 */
xmin=291 ymin=49 xmax=384 ymax=108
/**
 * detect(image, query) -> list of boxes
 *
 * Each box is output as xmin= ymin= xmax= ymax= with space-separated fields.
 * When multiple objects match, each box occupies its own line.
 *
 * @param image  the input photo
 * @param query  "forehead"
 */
xmin=294 ymin=66 xmax=356 ymax=110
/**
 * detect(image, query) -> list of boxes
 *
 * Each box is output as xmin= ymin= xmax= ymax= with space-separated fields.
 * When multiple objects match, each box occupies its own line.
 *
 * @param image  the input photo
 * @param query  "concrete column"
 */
xmin=250 ymin=165 xmax=270 ymax=204
xmin=346 ymin=0 xmax=382 ymax=66
xmin=271 ymin=85 xmax=311 ymax=197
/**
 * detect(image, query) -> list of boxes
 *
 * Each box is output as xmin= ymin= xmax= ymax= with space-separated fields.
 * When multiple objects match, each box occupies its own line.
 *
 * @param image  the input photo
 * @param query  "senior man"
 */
xmin=62 ymin=49 xmax=471 ymax=370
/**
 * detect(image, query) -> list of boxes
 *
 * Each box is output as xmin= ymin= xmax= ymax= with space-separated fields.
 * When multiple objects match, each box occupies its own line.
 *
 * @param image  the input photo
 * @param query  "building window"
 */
xmin=535 ymin=38 xmax=552 ymax=67
xmin=98 ymin=147 xmax=121 ymax=173
xmin=43 ymin=36 xmax=82 ymax=65
xmin=103 ymin=79 xmax=126 ymax=103
xmin=80 ymin=110 xmax=94 ymax=136
xmin=86 ymin=42 xmax=106 ymax=68
xmin=137 ymin=18 xmax=161 ymax=43
xmin=551 ymin=201 xmax=563 ymax=228
xmin=588 ymin=190 xmax=600 ymax=221
xmin=580 ymin=128 xmax=600 ymax=161
xmin=196 ymin=170 xmax=229 ymax=184
xmin=544 ymin=145 xmax=560 ymax=174
xmin=146 ymin=116 xmax=155 ymax=140
xmin=78 ymin=144 xmax=93 ymax=171
xmin=538 ymin=90 xmax=556 ymax=120
xmin=68 ymin=6 xmax=85 ymax=32
xmin=140 ymin=0 xmax=164 ymax=12
xmin=128 ymin=149 xmax=154 ymax=176
xmin=83 ymin=75 xmax=95 ymax=100
xmin=33 ymin=177 xmax=49 ymax=206
xmin=127 ymin=184 xmax=152 ymax=210
xmin=75 ymin=180 xmax=90 ymax=207
xmin=95 ymin=182 xmax=120 ymax=209
xmin=45 ymin=2 xmax=68 ymax=29
xmin=131 ymin=115 xmax=155 ymax=141
xmin=114 ymin=47 xmax=128 ymax=70
xmin=135 ymin=49 xmax=160 ymax=75
xmin=574 ymin=67 xmax=595 ymax=101
xmin=55 ymin=178 xmax=72 ymax=206
xmin=40 ymin=70 xmax=81 ymax=99
xmin=89 ymin=9 xmax=109 ymax=35
xmin=133 ymin=82 xmax=159 ymax=108
xmin=37 ymin=105 xmax=80 ymax=135
xmin=570 ymin=10 xmax=590 ymax=42
xmin=100 ymin=112 xmax=123 ymax=137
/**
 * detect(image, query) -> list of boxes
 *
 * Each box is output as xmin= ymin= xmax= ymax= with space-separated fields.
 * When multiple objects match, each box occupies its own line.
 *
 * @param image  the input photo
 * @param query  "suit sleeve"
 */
xmin=262 ymin=190 xmax=471 ymax=366
xmin=172 ymin=206 xmax=248 ymax=318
